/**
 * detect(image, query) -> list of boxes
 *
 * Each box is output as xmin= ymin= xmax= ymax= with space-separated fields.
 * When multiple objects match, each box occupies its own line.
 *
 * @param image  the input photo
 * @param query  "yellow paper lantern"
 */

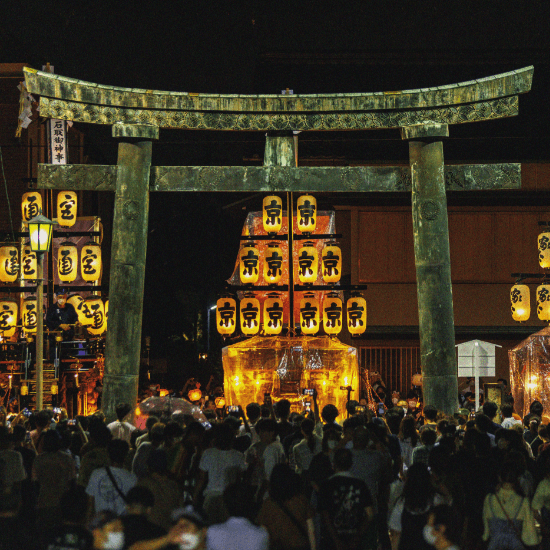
xmin=263 ymin=195 xmax=283 ymax=233
xmin=347 ymin=294 xmax=367 ymax=335
xmin=215 ymin=397 xmax=226 ymax=408
xmin=57 ymin=191 xmax=77 ymax=227
xmin=188 ymin=388 xmax=202 ymax=402
xmin=217 ymin=297 xmax=237 ymax=335
xmin=0 ymin=246 xmax=19 ymax=283
xmin=263 ymin=293 xmax=284 ymax=335
xmin=322 ymin=243 xmax=342 ymax=284
xmin=81 ymin=242 xmax=102 ymax=282
xmin=298 ymin=242 xmax=318 ymax=284
xmin=264 ymin=243 xmax=284 ymax=285
xmin=21 ymin=191 xmax=42 ymax=223
xmin=511 ymin=284 xmax=530 ymax=322
xmin=82 ymin=296 xmax=105 ymax=335
xmin=0 ymin=299 xmax=18 ymax=338
xmin=297 ymin=194 xmax=317 ymax=233
xmin=105 ymin=299 xmax=109 ymax=330
xmin=539 ymin=232 xmax=550 ymax=269
xmin=20 ymin=244 xmax=37 ymax=280
xmin=67 ymin=294 xmax=87 ymax=325
xmin=300 ymin=292 xmax=320 ymax=335
xmin=537 ymin=284 xmax=550 ymax=321
xmin=58 ymin=241 xmax=78 ymax=283
xmin=323 ymin=293 xmax=343 ymax=335
xmin=239 ymin=242 xmax=260 ymax=284
xmin=240 ymin=295 xmax=260 ymax=336
xmin=20 ymin=383 xmax=28 ymax=396
xmin=22 ymin=296 xmax=37 ymax=334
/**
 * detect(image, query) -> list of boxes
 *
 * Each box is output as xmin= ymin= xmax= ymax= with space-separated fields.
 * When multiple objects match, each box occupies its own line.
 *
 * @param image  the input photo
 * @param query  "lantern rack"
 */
xmin=0 ymin=231 xmax=101 ymax=239
xmin=238 ymin=233 xmax=343 ymax=242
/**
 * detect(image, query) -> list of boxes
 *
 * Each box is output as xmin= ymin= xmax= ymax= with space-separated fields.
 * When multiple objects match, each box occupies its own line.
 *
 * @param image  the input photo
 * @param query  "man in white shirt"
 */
xmin=106 ymin=403 xmax=136 ymax=444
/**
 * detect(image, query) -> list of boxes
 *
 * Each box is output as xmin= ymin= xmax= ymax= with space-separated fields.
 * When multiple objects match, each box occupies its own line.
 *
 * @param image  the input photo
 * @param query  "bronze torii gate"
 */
xmin=24 ymin=66 xmax=533 ymax=417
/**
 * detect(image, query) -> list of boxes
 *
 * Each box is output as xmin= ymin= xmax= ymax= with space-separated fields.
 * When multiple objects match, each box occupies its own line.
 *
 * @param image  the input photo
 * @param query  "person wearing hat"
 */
xmin=46 ymin=288 xmax=78 ymax=342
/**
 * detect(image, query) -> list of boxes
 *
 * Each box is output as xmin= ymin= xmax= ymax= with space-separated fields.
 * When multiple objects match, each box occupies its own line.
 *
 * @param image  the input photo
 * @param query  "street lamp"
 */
xmin=27 ymin=214 xmax=54 ymax=411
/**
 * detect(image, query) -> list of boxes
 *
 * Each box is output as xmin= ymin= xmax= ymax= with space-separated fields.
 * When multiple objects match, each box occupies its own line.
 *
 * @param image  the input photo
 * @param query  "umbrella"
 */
xmin=136 ymin=396 xmax=208 ymax=429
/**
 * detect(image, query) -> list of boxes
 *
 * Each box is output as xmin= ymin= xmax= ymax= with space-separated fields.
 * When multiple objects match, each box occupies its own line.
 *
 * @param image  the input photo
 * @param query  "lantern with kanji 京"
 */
xmin=82 ymin=296 xmax=105 ymax=335
xmin=264 ymin=243 xmax=284 ymax=285
xmin=511 ymin=284 xmax=530 ymax=322
xmin=297 ymin=194 xmax=317 ymax=233
xmin=537 ymin=284 xmax=550 ymax=321
xmin=347 ymin=294 xmax=367 ymax=335
xmin=21 ymin=191 xmax=42 ymax=223
xmin=22 ymin=296 xmax=37 ymax=334
xmin=263 ymin=195 xmax=283 ymax=234
xmin=239 ymin=242 xmax=260 ymax=284
xmin=81 ymin=242 xmax=102 ymax=282
xmin=0 ymin=299 xmax=18 ymax=338
xmin=240 ymin=294 xmax=260 ymax=336
xmin=57 ymin=191 xmax=77 ymax=227
xmin=263 ymin=293 xmax=284 ymax=335
xmin=298 ymin=242 xmax=318 ymax=284
xmin=323 ymin=293 xmax=343 ymax=336
xmin=58 ymin=241 xmax=78 ymax=283
xmin=322 ymin=243 xmax=342 ymax=284
xmin=217 ymin=296 xmax=237 ymax=336
xmin=0 ymin=246 xmax=19 ymax=283
xmin=20 ymin=244 xmax=37 ymax=281
xmin=68 ymin=294 xmax=87 ymax=325
xmin=300 ymin=292 xmax=320 ymax=335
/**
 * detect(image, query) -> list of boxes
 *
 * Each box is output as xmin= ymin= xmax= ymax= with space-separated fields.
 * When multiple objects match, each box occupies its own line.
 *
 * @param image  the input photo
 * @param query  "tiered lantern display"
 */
xmin=22 ymin=296 xmax=37 ymax=333
xmin=264 ymin=243 xmax=283 ymax=284
xmin=58 ymin=241 xmax=78 ymax=283
xmin=298 ymin=242 xmax=318 ymax=284
xmin=0 ymin=245 xmax=19 ymax=283
xmin=81 ymin=242 xmax=102 ymax=282
xmin=21 ymin=244 xmax=37 ymax=280
xmin=297 ymin=194 xmax=317 ymax=233
xmin=21 ymin=192 xmax=42 ymax=223
xmin=240 ymin=294 xmax=260 ymax=336
xmin=537 ymin=284 xmax=550 ymax=321
xmin=323 ymin=293 xmax=343 ymax=335
xmin=322 ymin=243 xmax=342 ymax=284
xmin=57 ymin=191 xmax=77 ymax=227
xmin=217 ymin=296 xmax=237 ymax=336
xmin=347 ymin=294 xmax=367 ymax=335
xmin=263 ymin=293 xmax=283 ymax=335
xmin=263 ymin=195 xmax=283 ymax=234
xmin=511 ymin=284 xmax=531 ymax=322
xmin=300 ymin=292 xmax=320 ymax=335
xmin=0 ymin=299 xmax=18 ymax=338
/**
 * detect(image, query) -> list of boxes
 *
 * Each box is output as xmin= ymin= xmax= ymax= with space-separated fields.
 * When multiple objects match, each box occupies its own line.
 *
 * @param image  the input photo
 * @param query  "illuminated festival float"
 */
xmin=218 ymin=194 xmax=368 ymax=416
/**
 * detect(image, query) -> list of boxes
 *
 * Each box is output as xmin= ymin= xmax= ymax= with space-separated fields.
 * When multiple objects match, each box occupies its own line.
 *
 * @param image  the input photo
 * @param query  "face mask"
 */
xmin=392 ymin=398 xmax=399 ymax=405
xmin=423 ymin=525 xmax=437 ymax=546
xmin=103 ymin=532 xmax=125 ymax=550
xmin=57 ymin=299 xmax=66 ymax=306
xmin=327 ymin=440 xmax=338 ymax=450
xmin=179 ymin=533 xmax=201 ymax=550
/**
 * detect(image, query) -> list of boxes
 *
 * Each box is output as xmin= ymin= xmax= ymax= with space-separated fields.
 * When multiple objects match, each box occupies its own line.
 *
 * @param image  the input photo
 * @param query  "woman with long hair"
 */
xmin=398 ymin=416 xmax=419 ymax=476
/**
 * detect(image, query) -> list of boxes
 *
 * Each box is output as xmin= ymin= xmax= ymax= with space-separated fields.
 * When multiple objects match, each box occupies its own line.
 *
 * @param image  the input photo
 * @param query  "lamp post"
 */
xmin=27 ymin=214 xmax=54 ymax=411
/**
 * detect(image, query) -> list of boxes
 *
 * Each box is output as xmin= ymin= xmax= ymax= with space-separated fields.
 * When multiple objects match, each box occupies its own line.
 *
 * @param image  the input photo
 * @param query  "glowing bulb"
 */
xmin=344 ymin=377 xmax=348 ymax=386
xmin=322 ymin=380 xmax=327 ymax=386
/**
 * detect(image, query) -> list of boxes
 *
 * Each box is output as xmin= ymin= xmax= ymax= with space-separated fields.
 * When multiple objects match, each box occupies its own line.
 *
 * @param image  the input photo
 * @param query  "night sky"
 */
xmin=5 ymin=2 xmax=550 ymax=388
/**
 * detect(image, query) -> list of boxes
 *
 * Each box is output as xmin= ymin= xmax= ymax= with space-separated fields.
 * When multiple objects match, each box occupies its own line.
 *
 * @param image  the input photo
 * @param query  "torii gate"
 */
xmin=24 ymin=66 xmax=533 ymax=417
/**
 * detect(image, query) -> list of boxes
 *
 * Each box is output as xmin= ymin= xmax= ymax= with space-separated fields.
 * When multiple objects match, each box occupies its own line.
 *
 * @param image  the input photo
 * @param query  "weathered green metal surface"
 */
xmin=264 ymin=132 xmax=296 ymax=167
xmin=112 ymin=122 xmax=159 ymax=140
xmin=37 ymin=163 xmax=522 ymax=192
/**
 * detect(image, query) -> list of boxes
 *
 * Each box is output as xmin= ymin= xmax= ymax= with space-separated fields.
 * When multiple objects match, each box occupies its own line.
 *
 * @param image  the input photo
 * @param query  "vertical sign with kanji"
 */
xmin=49 ymin=119 xmax=67 ymax=165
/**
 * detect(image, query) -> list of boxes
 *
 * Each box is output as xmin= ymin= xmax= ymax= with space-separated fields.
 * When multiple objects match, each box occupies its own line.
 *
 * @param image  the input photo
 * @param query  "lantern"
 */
xmin=22 ymin=296 xmax=37 ymax=333
xmin=21 ymin=191 xmax=42 ymax=223
xmin=82 ymin=296 xmax=105 ymax=335
xmin=105 ymin=299 xmax=109 ymax=330
xmin=263 ymin=195 xmax=283 ymax=234
xmin=264 ymin=243 xmax=284 ymax=285
xmin=0 ymin=299 xmax=18 ymax=338
xmin=239 ymin=242 xmax=260 ymax=284
xmin=28 ymin=214 xmax=54 ymax=253
xmin=323 ymin=293 xmax=343 ymax=335
xmin=216 ymin=296 xmax=237 ymax=335
xmin=188 ymin=388 xmax=202 ymax=402
xmin=537 ymin=284 xmax=550 ymax=321
xmin=511 ymin=284 xmax=530 ymax=322
xmin=20 ymin=244 xmax=37 ymax=280
xmin=263 ymin=293 xmax=284 ymax=335
xmin=58 ymin=241 xmax=78 ymax=283
xmin=0 ymin=245 xmax=19 ymax=282
xmin=51 ymin=381 xmax=59 ymax=395
xmin=298 ymin=242 xmax=318 ymax=284
xmin=81 ymin=242 xmax=102 ymax=282
xmin=300 ymin=292 xmax=320 ymax=335
xmin=297 ymin=194 xmax=317 ymax=233
xmin=68 ymin=294 xmax=87 ymax=325
xmin=20 ymin=382 xmax=28 ymax=396
xmin=322 ymin=243 xmax=342 ymax=284
xmin=347 ymin=294 xmax=367 ymax=335
xmin=215 ymin=397 xmax=226 ymax=408
xmin=57 ymin=191 xmax=77 ymax=227
xmin=240 ymin=294 xmax=260 ymax=336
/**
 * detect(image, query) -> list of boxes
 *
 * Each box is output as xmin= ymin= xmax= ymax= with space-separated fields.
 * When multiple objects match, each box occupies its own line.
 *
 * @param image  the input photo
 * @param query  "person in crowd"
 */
xmin=240 ymin=403 xmax=261 ymax=445
xmin=77 ymin=422 xmax=112 ymax=488
xmin=419 ymin=405 xmax=438 ymax=433
xmin=475 ymin=414 xmax=496 ymax=446
xmin=501 ymin=403 xmax=522 ymax=429
xmin=275 ymin=399 xmax=294 ymax=442
xmin=132 ymin=422 xmax=165 ymax=479
xmin=46 ymin=288 xmax=79 ymax=342
xmin=292 ymin=418 xmax=322 ymax=476
xmin=482 ymin=401 xmax=501 ymax=435
xmin=398 ymin=416 xmax=418 ymax=474
xmin=207 ymin=482 xmax=269 ymax=550
xmin=107 ymin=403 xmax=136 ymax=443
xmin=172 ymin=421 xmax=206 ymax=499
xmin=531 ymin=425 xmax=550 ymax=457
xmin=423 ymin=504 xmax=464 ymax=550
xmin=319 ymin=404 xmax=342 ymax=434
xmin=136 ymin=416 xmax=160 ymax=448
xmin=31 ymin=409 xmax=51 ymax=454
xmin=533 ymin=448 xmax=550 ymax=549
xmin=411 ymin=427 xmax=437 ymax=466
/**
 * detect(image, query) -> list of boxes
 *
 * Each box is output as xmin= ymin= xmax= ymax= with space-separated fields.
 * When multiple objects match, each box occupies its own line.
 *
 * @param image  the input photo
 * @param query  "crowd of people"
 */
xmin=0 ymin=386 xmax=549 ymax=550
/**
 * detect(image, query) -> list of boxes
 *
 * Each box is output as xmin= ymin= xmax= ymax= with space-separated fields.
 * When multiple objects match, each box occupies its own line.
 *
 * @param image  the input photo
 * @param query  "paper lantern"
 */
xmin=537 ymin=284 xmax=550 ymax=321
xmin=240 ymin=295 xmax=260 ymax=336
xmin=28 ymin=214 xmax=54 ymax=253
xmin=0 ymin=299 xmax=18 ymax=338
xmin=297 ymin=194 xmax=317 ymax=233
xmin=347 ymin=294 xmax=367 ymax=335
xmin=20 ymin=383 xmax=28 ymax=396
xmin=263 ymin=195 xmax=283 ymax=234
xmin=264 ymin=243 xmax=284 ymax=285
xmin=188 ymin=388 xmax=202 ymax=402
xmin=58 ymin=241 xmax=78 ymax=283
xmin=22 ymin=296 xmax=37 ymax=333
xmin=105 ymin=299 xmax=109 ymax=330
xmin=511 ymin=284 xmax=530 ymax=322
xmin=68 ymin=294 xmax=87 ymax=325
xmin=81 ymin=242 xmax=102 ymax=282
xmin=57 ymin=191 xmax=77 ymax=227
xmin=298 ymin=242 xmax=318 ymax=284
xmin=217 ymin=297 xmax=237 ymax=335
xmin=300 ymin=292 xmax=320 ymax=335
xmin=322 ymin=243 xmax=342 ymax=284
xmin=21 ymin=244 xmax=37 ymax=280
xmin=323 ymin=293 xmax=343 ymax=335
xmin=82 ymin=296 xmax=105 ymax=335
xmin=0 ymin=246 xmax=19 ymax=283
xmin=239 ymin=242 xmax=260 ymax=284
xmin=51 ymin=381 xmax=59 ymax=395
xmin=263 ymin=293 xmax=284 ymax=335
xmin=21 ymin=191 xmax=42 ymax=223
